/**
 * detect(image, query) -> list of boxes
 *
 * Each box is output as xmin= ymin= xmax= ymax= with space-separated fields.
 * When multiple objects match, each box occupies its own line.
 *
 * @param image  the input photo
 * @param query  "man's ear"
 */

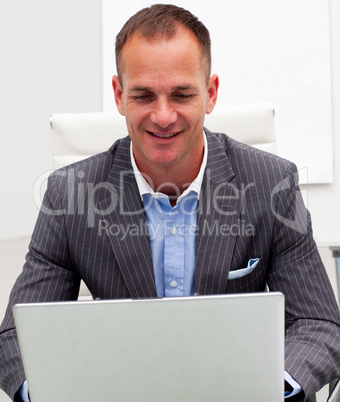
xmin=112 ymin=75 xmax=125 ymax=116
xmin=206 ymin=74 xmax=219 ymax=115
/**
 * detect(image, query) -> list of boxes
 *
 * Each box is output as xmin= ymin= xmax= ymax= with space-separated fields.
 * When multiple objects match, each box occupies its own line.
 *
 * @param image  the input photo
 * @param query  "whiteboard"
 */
xmin=102 ymin=0 xmax=333 ymax=184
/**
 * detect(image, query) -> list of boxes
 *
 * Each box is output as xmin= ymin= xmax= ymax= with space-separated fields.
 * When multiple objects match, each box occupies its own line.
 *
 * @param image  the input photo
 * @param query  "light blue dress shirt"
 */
xmin=142 ymin=192 xmax=198 ymax=297
xmin=17 ymin=380 xmax=29 ymax=402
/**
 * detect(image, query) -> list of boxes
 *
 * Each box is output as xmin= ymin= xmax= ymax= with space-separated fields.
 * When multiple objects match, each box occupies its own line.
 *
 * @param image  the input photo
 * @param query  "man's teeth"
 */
xmin=150 ymin=132 xmax=177 ymax=138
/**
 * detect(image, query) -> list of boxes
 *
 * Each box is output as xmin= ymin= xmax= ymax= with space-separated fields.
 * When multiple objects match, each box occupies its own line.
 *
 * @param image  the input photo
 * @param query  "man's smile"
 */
xmin=146 ymin=130 xmax=181 ymax=139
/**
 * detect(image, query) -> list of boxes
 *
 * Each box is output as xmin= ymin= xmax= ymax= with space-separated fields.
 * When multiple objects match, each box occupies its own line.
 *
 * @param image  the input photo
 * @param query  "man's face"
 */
xmin=112 ymin=26 xmax=218 ymax=176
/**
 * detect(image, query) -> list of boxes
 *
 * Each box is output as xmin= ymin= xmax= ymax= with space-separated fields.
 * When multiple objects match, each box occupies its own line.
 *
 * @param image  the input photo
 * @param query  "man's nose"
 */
xmin=150 ymin=98 xmax=177 ymax=128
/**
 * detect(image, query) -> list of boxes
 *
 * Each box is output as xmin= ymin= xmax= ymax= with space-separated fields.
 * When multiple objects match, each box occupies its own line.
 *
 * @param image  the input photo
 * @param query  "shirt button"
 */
xmin=170 ymin=280 xmax=178 ymax=288
xmin=170 ymin=227 xmax=177 ymax=235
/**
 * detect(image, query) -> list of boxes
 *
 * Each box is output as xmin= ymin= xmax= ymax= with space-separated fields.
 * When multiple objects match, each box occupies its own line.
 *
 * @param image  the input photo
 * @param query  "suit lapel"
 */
xmin=195 ymin=130 xmax=242 ymax=295
xmin=99 ymin=138 xmax=157 ymax=298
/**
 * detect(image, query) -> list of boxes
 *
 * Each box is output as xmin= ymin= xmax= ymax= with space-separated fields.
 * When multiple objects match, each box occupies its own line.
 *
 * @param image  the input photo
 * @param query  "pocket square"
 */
xmin=228 ymin=258 xmax=260 ymax=280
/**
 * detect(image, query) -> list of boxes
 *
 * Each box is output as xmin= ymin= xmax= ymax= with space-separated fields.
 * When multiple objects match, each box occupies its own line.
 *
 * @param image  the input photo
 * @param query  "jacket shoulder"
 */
xmin=49 ymin=136 xmax=131 ymax=185
xmin=205 ymin=129 xmax=297 ymax=181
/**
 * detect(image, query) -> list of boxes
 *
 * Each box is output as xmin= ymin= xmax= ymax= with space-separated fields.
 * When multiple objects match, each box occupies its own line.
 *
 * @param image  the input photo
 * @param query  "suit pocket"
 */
xmin=227 ymin=258 xmax=260 ymax=280
xmin=226 ymin=258 xmax=266 ymax=293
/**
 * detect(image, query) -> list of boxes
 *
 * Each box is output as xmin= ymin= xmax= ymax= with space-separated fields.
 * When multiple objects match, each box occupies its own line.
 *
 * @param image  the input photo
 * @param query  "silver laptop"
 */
xmin=13 ymin=293 xmax=284 ymax=402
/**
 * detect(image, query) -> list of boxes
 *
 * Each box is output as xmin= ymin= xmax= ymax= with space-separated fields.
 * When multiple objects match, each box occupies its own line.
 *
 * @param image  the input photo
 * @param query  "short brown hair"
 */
xmin=115 ymin=4 xmax=211 ymax=81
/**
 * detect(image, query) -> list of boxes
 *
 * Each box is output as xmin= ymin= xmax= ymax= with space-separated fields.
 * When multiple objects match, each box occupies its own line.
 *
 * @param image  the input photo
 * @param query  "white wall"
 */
xmin=307 ymin=0 xmax=340 ymax=247
xmin=0 ymin=0 xmax=102 ymax=241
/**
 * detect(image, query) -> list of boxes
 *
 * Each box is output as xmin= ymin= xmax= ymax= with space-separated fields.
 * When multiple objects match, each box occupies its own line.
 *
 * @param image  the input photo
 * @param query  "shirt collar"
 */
xmin=130 ymin=132 xmax=208 ymax=203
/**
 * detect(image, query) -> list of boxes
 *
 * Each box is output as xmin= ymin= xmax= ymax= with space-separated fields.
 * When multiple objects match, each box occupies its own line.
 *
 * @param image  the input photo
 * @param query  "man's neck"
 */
xmin=130 ymin=132 xmax=208 ymax=206
xmin=139 ymin=155 xmax=203 ymax=205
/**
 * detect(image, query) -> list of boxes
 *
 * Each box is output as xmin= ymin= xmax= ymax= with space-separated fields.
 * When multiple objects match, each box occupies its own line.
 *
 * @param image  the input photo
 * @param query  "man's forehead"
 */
xmin=118 ymin=26 xmax=209 ymax=86
xmin=129 ymin=84 xmax=198 ymax=92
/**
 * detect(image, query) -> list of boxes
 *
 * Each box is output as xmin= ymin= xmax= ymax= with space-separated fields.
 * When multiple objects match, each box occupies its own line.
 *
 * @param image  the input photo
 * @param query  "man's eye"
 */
xmin=174 ymin=93 xmax=194 ymax=100
xmin=132 ymin=94 xmax=153 ymax=102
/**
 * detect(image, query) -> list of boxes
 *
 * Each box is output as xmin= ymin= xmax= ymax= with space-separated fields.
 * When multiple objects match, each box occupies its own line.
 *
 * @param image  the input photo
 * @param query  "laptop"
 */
xmin=13 ymin=292 xmax=284 ymax=402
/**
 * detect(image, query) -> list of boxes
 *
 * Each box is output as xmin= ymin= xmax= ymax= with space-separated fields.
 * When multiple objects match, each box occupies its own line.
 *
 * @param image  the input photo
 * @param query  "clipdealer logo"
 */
xmin=270 ymin=170 xmax=308 ymax=235
xmin=32 ymin=167 xmax=308 ymax=235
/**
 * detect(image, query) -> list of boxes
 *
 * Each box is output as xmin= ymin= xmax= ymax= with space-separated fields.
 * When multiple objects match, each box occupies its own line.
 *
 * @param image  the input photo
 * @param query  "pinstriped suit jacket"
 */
xmin=1 ymin=129 xmax=340 ymax=400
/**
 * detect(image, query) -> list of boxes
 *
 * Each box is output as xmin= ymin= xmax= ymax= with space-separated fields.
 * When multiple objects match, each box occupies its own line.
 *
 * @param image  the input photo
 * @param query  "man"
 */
xmin=1 ymin=4 xmax=340 ymax=401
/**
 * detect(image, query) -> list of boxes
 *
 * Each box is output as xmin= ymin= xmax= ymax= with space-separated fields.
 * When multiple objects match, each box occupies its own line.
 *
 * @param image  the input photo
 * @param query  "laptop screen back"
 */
xmin=13 ymin=293 xmax=284 ymax=402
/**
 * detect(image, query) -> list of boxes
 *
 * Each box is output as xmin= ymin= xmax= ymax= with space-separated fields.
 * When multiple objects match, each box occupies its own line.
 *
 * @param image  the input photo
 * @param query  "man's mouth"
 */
xmin=147 ymin=131 xmax=179 ymax=139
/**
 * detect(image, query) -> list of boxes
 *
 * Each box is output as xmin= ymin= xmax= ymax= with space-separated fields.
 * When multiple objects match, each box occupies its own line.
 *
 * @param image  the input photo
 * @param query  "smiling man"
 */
xmin=1 ymin=4 xmax=340 ymax=402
